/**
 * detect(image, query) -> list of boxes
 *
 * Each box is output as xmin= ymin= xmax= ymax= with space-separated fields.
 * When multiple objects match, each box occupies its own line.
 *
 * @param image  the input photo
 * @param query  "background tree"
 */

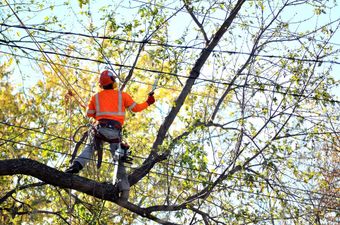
xmin=0 ymin=0 xmax=339 ymax=224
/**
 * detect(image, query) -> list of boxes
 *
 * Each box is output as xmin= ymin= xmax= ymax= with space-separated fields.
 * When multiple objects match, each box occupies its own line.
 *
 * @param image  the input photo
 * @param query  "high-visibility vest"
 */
xmin=86 ymin=89 xmax=148 ymax=125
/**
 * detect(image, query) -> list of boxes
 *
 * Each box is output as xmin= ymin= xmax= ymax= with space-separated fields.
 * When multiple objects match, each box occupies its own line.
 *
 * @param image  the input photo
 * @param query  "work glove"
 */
xmin=147 ymin=93 xmax=155 ymax=105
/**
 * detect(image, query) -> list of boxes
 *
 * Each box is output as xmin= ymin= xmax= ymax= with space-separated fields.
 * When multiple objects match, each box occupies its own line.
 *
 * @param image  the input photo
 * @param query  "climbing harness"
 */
xmin=70 ymin=125 xmax=89 ymax=165
xmin=71 ymin=121 xmax=132 ymax=184
xmin=94 ymin=119 xmax=122 ymax=169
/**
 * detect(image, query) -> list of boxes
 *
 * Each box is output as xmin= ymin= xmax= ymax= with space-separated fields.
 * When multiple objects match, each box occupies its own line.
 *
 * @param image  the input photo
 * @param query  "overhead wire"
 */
xmin=130 ymin=0 xmax=340 ymax=54
xmin=5 ymin=43 xmax=338 ymax=147
xmin=2 ymin=38 xmax=340 ymax=98
xmin=3 ymin=0 xmax=87 ymax=112
xmin=2 ymin=0 xmax=340 ymax=196
xmin=0 ymin=47 xmax=299 ymax=103
xmin=0 ymin=38 xmax=334 ymax=75
xmin=1 ymin=1 xmax=333 ymax=218
xmin=1 ymin=49 xmax=339 ymax=105
xmin=0 ymin=121 xmax=339 ymax=200
xmin=2 ymin=40 xmax=339 ymax=103
xmin=2 ymin=0 xmax=340 ymax=49
xmin=2 ymin=1 xmax=339 ymax=106
xmin=0 ymin=136 xmax=339 ymax=212
xmin=1 ymin=23 xmax=340 ymax=66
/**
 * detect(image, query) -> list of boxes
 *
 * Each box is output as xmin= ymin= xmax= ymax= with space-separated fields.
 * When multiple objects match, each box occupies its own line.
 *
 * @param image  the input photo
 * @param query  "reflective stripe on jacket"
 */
xmin=86 ymin=89 xmax=149 ymax=125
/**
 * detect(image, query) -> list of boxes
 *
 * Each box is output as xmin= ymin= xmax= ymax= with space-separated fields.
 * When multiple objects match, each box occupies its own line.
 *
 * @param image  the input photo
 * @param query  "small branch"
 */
xmin=129 ymin=0 xmax=246 ymax=186
xmin=128 ymin=151 xmax=168 ymax=186
xmin=183 ymin=2 xmax=209 ymax=44
xmin=189 ymin=207 xmax=210 ymax=225
xmin=129 ymin=121 xmax=199 ymax=186
xmin=0 ymin=181 xmax=46 ymax=204
xmin=0 ymin=207 xmax=70 ymax=225
xmin=120 ymin=6 xmax=185 ymax=90
xmin=186 ymin=129 xmax=244 ymax=202
xmin=120 ymin=39 xmax=147 ymax=90
xmin=115 ymin=199 xmax=180 ymax=225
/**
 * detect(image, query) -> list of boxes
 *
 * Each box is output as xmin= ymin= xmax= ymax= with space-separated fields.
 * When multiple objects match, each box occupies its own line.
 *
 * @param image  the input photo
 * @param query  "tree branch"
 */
xmin=129 ymin=0 xmax=246 ymax=186
xmin=0 ymin=158 xmax=180 ymax=225
xmin=120 ymin=6 xmax=185 ymax=90
xmin=0 ymin=181 xmax=46 ymax=204
xmin=0 ymin=207 xmax=70 ymax=225
xmin=183 ymin=2 xmax=209 ymax=43
xmin=0 ymin=158 xmax=118 ymax=200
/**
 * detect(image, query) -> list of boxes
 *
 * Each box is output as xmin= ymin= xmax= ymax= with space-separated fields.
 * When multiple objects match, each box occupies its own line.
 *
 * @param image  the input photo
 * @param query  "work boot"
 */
xmin=65 ymin=161 xmax=83 ymax=174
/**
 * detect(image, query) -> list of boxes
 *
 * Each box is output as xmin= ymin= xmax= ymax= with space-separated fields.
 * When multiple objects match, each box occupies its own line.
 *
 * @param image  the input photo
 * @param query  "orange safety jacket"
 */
xmin=86 ymin=89 xmax=149 ymax=125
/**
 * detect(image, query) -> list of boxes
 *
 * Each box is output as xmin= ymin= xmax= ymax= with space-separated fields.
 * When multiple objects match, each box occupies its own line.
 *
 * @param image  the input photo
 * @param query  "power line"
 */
xmin=0 ymin=50 xmax=240 ymax=104
xmin=130 ymin=0 xmax=340 ymax=46
xmin=0 ymin=121 xmax=71 ymax=141
xmin=1 ymin=0 xmax=338 ymax=216
xmin=1 ymin=122 xmax=339 ymax=200
xmin=1 ymin=48 xmax=339 ymax=105
xmin=0 ymin=49 xmax=212 ymax=100
xmin=2 ymin=22 xmax=340 ymax=65
xmin=0 ymin=137 xmax=338 ymax=211
xmin=3 ymin=0 xmax=340 ymax=51
xmin=3 ymin=1 xmax=87 ymax=112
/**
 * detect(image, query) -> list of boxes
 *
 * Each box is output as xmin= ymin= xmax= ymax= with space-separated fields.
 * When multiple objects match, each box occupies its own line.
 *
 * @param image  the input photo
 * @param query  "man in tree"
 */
xmin=65 ymin=69 xmax=155 ymax=199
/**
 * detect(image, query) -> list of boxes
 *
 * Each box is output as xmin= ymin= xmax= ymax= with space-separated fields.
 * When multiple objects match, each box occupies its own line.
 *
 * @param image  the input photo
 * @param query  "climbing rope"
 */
xmin=5 ymin=0 xmax=87 ymax=112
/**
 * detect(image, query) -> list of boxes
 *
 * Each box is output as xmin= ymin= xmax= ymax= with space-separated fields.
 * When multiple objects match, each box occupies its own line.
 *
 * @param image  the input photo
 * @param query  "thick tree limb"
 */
xmin=129 ymin=0 xmax=246 ymax=186
xmin=153 ymin=0 xmax=245 ymax=151
xmin=0 ymin=158 xmax=179 ymax=225
xmin=0 ymin=158 xmax=118 ymax=201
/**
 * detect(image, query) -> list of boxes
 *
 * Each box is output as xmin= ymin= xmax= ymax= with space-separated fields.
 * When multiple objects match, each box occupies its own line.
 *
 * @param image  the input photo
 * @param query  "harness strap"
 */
xmin=94 ymin=131 xmax=121 ymax=143
xmin=71 ymin=120 xmax=130 ymax=169
xmin=94 ymin=119 xmax=122 ymax=168
xmin=93 ymin=136 xmax=103 ymax=168
xmin=97 ymin=119 xmax=122 ymax=129
xmin=70 ymin=131 xmax=88 ymax=164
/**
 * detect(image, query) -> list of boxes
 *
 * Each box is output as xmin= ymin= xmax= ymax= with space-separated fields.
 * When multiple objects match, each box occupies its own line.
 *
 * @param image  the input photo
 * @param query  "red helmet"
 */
xmin=99 ymin=70 xmax=115 ymax=86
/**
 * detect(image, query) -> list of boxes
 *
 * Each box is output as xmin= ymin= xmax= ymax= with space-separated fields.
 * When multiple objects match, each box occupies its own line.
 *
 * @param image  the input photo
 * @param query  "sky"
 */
xmin=1 ymin=0 xmax=339 ymax=98
xmin=1 ymin=2 xmax=339 ymax=223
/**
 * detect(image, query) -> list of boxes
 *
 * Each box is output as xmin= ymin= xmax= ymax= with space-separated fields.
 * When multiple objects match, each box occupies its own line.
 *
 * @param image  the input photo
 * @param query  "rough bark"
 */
xmin=129 ymin=0 xmax=246 ymax=186
xmin=0 ymin=158 xmax=179 ymax=225
xmin=0 ymin=158 xmax=118 ymax=201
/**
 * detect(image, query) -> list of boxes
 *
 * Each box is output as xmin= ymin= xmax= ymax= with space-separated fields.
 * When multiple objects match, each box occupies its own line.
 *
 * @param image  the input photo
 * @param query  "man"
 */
xmin=65 ymin=69 xmax=155 ymax=199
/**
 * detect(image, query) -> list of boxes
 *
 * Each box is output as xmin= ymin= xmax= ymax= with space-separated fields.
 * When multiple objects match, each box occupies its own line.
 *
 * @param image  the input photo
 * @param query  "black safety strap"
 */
xmin=94 ymin=131 xmax=121 ymax=143
xmin=70 ymin=130 xmax=88 ymax=164
xmin=71 ymin=121 xmax=131 ymax=169
xmin=94 ymin=121 xmax=122 ymax=168
xmin=93 ymin=135 xmax=103 ymax=168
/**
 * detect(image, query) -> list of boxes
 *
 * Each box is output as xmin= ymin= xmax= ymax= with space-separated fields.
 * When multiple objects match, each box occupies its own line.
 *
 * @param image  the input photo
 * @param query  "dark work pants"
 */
xmin=74 ymin=127 xmax=130 ymax=195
